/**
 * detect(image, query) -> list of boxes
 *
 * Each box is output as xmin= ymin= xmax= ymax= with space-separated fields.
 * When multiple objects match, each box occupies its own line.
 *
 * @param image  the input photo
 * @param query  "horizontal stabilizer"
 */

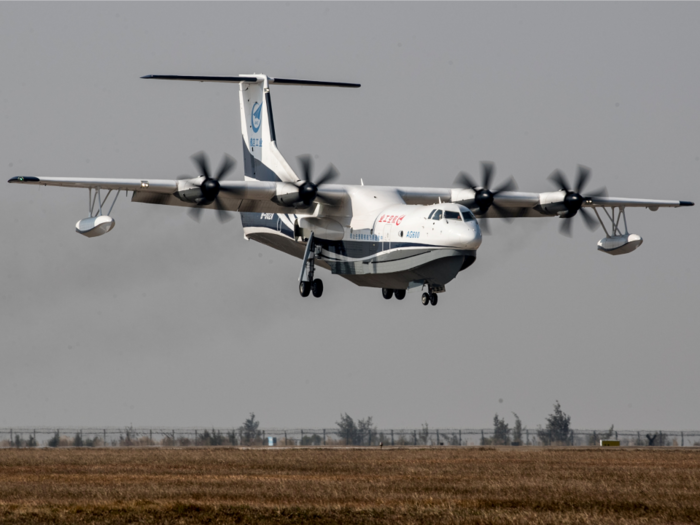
xmin=141 ymin=75 xmax=360 ymax=88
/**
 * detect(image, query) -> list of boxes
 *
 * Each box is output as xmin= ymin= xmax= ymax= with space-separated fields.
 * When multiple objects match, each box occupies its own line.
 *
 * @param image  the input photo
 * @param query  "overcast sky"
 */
xmin=1 ymin=2 xmax=698 ymax=432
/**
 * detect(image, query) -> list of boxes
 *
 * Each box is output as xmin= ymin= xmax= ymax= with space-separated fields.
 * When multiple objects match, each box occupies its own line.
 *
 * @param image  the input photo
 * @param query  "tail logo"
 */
xmin=251 ymin=102 xmax=262 ymax=133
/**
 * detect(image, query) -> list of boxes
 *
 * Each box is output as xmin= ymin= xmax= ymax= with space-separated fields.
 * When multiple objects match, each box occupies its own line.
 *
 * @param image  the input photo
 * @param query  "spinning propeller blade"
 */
xmin=548 ymin=165 xmax=607 ymax=236
xmin=454 ymin=162 xmax=518 ymax=233
xmin=296 ymin=155 xmax=339 ymax=206
xmin=186 ymin=151 xmax=237 ymax=223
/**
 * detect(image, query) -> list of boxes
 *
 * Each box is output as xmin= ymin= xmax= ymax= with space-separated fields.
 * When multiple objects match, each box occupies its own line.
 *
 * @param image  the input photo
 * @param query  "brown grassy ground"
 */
xmin=0 ymin=447 xmax=698 ymax=524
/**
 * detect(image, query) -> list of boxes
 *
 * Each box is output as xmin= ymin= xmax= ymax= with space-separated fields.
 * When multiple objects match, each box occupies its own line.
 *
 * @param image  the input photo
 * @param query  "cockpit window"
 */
xmin=427 ymin=210 xmax=435 ymax=220
xmin=459 ymin=207 xmax=476 ymax=222
xmin=444 ymin=211 xmax=460 ymax=221
xmin=433 ymin=210 xmax=443 ymax=220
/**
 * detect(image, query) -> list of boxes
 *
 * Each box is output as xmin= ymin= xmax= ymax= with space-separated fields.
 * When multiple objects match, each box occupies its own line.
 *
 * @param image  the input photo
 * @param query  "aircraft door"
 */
xmin=382 ymin=222 xmax=392 ymax=251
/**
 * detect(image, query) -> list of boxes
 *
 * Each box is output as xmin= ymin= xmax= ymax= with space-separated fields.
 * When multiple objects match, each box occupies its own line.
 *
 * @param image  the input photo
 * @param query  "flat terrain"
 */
xmin=0 ymin=447 xmax=698 ymax=524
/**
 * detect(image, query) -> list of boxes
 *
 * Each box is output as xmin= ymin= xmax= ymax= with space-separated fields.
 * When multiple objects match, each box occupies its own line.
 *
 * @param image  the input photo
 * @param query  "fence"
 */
xmin=1 ymin=428 xmax=699 ymax=448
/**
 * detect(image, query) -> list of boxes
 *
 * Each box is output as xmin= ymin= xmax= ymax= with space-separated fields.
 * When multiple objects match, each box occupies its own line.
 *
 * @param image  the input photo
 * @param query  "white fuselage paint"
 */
xmin=242 ymin=201 xmax=482 ymax=290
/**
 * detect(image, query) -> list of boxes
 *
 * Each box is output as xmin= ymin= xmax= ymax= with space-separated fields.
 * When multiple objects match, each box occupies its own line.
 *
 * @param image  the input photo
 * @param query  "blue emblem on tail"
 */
xmin=251 ymin=102 xmax=262 ymax=133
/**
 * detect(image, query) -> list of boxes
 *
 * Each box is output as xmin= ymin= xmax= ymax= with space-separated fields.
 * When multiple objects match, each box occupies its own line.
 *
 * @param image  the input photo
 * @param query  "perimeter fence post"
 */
xmin=436 ymin=430 xmax=439 ymax=446
xmin=391 ymin=430 xmax=394 ymax=446
xmin=150 ymin=429 xmax=152 ymax=446
xmin=414 ymin=430 xmax=417 ymax=446
xmin=301 ymin=429 xmax=303 ymax=445
xmin=459 ymin=430 xmax=462 ymax=446
xmin=10 ymin=429 xmax=12 ymax=446
xmin=346 ymin=429 xmax=349 ymax=446
xmin=323 ymin=429 xmax=326 ymax=445
xmin=682 ymin=431 xmax=684 ymax=447
xmin=103 ymin=429 xmax=106 ymax=447
xmin=284 ymin=431 xmax=287 ymax=446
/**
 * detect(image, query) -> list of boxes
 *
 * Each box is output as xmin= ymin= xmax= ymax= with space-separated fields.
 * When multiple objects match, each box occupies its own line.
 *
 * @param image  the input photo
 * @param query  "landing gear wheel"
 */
xmin=312 ymin=279 xmax=324 ymax=298
xmin=394 ymin=289 xmax=406 ymax=300
xmin=430 ymin=293 xmax=438 ymax=306
xmin=299 ymin=281 xmax=311 ymax=297
xmin=382 ymin=288 xmax=394 ymax=300
xmin=421 ymin=292 xmax=430 ymax=306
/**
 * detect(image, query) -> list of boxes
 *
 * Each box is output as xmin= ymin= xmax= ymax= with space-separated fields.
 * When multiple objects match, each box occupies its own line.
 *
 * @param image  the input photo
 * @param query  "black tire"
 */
xmin=421 ymin=292 xmax=430 ymax=306
xmin=430 ymin=293 xmax=438 ymax=306
xmin=382 ymin=288 xmax=394 ymax=300
xmin=299 ymin=281 xmax=311 ymax=297
xmin=394 ymin=289 xmax=406 ymax=300
xmin=312 ymin=279 xmax=324 ymax=298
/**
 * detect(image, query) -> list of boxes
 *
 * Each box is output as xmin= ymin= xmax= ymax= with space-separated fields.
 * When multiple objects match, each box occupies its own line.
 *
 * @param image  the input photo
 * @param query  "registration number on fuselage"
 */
xmin=406 ymin=231 xmax=420 ymax=239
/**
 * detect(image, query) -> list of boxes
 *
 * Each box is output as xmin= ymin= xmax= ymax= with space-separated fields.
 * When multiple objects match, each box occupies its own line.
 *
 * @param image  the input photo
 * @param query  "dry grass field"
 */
xmin=0 ymin=447 xmax=698 ymax=524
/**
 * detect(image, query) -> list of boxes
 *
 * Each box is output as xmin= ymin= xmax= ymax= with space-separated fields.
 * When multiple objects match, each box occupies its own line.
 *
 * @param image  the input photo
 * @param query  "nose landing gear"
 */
xmin=421 ymin=284 xmax=441 ymax=306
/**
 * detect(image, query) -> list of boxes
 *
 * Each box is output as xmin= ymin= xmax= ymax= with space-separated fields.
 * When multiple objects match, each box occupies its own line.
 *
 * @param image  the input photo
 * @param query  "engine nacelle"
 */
xmin=76 ymin=216 xmax=115 ymax=238
xmin=597 ymin=234 xmax=643 ymax=256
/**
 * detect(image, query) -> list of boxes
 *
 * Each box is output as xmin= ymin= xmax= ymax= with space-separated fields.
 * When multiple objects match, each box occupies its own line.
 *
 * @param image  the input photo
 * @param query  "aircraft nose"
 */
xmin=453 ymin=222 xmax=482 ymax=250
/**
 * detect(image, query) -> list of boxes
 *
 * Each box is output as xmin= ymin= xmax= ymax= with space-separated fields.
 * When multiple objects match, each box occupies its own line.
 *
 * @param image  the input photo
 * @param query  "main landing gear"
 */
xmin=382 ymin=288 xmax=406 ymax=301
xmin=299 ymin=232 xmax=324 ymax=299
xmin=421 ymin=292 xmax=438 ymax=306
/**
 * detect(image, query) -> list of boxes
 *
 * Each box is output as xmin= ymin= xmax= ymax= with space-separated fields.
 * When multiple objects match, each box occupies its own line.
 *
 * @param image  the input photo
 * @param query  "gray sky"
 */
xmin=1 ymin=2 xmax=698 ymax=431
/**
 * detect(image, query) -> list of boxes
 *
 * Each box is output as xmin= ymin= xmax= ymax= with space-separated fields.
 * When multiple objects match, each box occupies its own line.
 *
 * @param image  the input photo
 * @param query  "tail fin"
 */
xmin=239 ymin=75 xmax=297 ymax=182
xmin=141 ymin=74 xmax=360 ymax=183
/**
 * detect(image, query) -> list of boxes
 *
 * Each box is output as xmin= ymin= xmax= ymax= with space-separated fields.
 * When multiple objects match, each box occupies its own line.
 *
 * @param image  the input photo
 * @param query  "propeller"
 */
xmin=187 ymin=152 xmax=236 ymax=223
xmin=296 ymin=155 xmax=339 ymax=206
xmin=454 ymin=162 xmax=518 ymax=234
xmin=548 ymin=166 xmax=607 ymax=236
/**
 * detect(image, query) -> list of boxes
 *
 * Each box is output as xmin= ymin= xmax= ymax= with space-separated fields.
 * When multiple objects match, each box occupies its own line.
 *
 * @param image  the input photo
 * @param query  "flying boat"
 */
xmin=9 ymin=73 xmax=694 ymax=305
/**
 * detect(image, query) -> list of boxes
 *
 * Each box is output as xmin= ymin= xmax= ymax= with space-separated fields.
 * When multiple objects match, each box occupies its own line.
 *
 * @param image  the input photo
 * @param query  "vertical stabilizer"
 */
xmin=239 ymin=75 xmax=298 ymax=183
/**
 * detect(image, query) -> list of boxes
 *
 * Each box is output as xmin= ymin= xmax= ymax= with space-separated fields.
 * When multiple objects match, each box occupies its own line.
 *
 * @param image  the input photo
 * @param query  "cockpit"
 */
xmin=426 ymin=206 xmax=476 ymax=223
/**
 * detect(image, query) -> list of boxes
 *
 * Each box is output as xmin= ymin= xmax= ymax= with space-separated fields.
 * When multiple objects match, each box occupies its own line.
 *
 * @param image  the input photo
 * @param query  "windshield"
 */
xmin=445 ymin=211 xmax=461 ymax=221
xmin=459 ymin=207 xmax=476 ymax=222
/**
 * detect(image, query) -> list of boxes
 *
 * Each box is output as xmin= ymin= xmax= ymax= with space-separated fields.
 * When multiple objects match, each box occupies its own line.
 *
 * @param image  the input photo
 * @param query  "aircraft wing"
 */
xmin=8 ymin=176 xmax=692 ymax=218
xmin=584 ymin=196 xmax=694 ymax=209
xmin=8 ymin=175 xmax=178 ymax=193
xmin=399 ymin=186 xmax=693 ymax=218
xmin=7 ymin=175 xmax=347 ymax=215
